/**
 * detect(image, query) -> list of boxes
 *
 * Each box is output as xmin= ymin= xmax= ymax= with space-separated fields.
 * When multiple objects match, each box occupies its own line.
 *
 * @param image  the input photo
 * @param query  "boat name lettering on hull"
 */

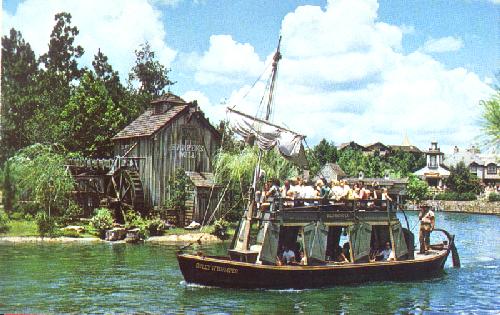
xmin=195 ymin=263 xmax=239 ymax=274
xmin=326 ymin=213 xmax=351 ymax=219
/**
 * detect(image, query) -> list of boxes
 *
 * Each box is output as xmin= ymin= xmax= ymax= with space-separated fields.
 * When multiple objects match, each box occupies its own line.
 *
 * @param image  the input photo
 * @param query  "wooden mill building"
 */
xmin=112 ymin=93 xmax=221 ymax=225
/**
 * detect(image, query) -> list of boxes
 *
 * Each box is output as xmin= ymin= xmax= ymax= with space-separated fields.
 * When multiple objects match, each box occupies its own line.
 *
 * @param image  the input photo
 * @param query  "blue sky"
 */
xmin=2 ymin=0 xmax=499 ymax=152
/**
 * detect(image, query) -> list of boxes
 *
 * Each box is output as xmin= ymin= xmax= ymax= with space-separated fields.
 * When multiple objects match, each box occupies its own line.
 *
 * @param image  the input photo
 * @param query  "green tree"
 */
xmin=307 ymin=139 xmax=338 ymax=175
xmin=8 ymin=144 xmax=76 ymax=218
xmin=385 ymin=150 xmax=426 ymax=177
xmin=479 ymin=91 xmax=500 ymax=148
xmin=60 ymin=71 xmax=126 ymax=157
xmin=30 ymin=12 xmax=85 ymax=145
xmin=128 ymin=42 xmax=175 ymax=97
xmin=166 ymin=168 xmax=193 ymax=211
xmin=1 ymin=28 xmax=39 ymax=162
xmin=406 ymin=174 xmax=429 ymax=202
xmin=445 ymin=161 xmax=481 ymax=194
xmin=337 ymin=148 xmax=367 ymax=177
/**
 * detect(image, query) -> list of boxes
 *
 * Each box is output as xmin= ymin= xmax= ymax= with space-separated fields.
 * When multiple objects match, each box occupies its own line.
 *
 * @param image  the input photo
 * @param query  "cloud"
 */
xmin=420 ymin=36 xmax=464 ymax=53
xmin=194 ymin=35 xmax=266 ymax=85
xmin=2 ymin=0 xmax=176 ymax=81
xmin=211 ymin=0 xmax=493 ymax=151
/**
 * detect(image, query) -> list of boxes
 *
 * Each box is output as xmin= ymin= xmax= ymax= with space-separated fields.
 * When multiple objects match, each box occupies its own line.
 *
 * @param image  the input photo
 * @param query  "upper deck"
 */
xmin=260 ymin=199 xmax=400 ymax=226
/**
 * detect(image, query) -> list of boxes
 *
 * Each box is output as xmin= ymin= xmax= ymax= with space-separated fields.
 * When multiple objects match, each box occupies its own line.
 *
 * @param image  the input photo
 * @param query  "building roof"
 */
xmin=444 ymin=151 xmax=484 ymax=167
xmin=150 ymin=93 xmax=186 ymax=105
xmin=112 ymin=105 xmax=188 ymax=140
xmin=388 ymin=145 xmax=422 ymax=153
xmin=338 ymin=141 xmax=367 ymax=151
xmin=185 ymin=171 xmax=220 ymax=188
xmin=314 ymin=163 xmax=346 ymax=181
xmin=364 ymin=142 xmax=390 ymax=151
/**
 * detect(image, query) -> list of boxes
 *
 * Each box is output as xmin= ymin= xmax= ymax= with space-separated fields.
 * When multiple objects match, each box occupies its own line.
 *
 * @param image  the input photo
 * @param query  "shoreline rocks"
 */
xmin=406 ymin=200 xmax=499 ymax=215
xmin=0 ymin=232 xmax=223 ymax=244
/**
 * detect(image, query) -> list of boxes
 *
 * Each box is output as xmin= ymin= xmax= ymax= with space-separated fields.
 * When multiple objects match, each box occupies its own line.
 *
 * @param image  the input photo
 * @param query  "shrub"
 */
xmin=147 ymin=217 xmax=167 ymax=236
xmin=433 ymin=192 xmax=477 ymax=201
xmin=488 ymin=192 xmax=500 ymax=202
xmin=35 ymin=212 xmax=57 ymax=237
xmin=59 ymin=202 xmax=83 ymax=225
xmin=212 ymin=218 xmax=230 ymax=240
xmin=0 ymin=210 xmax=10 ymax=233
xmin=90 ymin=208 xmax=114 ymax=239
xmin=124 ymin=210 xmax=148 ymax=239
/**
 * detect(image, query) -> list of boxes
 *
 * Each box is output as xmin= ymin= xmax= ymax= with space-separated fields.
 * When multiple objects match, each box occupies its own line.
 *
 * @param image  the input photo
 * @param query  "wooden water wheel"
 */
xmin=106 ymin=168 xmax=146 ymax=222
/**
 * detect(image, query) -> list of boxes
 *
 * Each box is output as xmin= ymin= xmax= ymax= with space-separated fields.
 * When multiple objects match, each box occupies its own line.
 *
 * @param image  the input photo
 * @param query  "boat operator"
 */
xmin=418 ymin=204 xmax=435 ymax=254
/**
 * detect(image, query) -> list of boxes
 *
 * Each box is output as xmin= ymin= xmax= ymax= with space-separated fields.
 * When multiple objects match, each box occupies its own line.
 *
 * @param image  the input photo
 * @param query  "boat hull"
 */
xmin=177 ymin=250 xmax=450 ymax=289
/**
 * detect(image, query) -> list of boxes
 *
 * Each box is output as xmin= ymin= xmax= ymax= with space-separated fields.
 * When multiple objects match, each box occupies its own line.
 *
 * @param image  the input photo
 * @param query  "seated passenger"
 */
xmin=299 ymin=251 xmax=307 ymax=265
xmin=282 ymin=246 xmax=296 ymax=265
xmin=266 ymin=178 xmax=281 ymax=200
xmin=379 ymin=242 xmax=395 ymax=261
xmin=335 ymin=245 xmax=349 ymax=263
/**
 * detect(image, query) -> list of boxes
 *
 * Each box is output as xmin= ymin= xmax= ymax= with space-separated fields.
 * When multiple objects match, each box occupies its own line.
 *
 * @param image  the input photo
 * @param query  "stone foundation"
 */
xmin=423 ymin=200 xmax=500 ymax=215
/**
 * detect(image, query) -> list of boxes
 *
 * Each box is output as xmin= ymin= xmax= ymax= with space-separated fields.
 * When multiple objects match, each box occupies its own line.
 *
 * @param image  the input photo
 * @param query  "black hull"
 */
xmin=177 ymin=250 xmax=450 ymax=289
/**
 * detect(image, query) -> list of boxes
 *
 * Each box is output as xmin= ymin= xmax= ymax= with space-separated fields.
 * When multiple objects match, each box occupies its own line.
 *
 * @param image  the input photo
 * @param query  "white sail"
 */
xmin=227 ymin=108 xmax=308 ymax=167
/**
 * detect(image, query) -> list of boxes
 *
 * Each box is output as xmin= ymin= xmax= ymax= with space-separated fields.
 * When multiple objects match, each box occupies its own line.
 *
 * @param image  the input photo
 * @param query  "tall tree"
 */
xmin=60 ymin=71 xmax=126 ymax=157
xmin=39 ymin=12 xmax=84 ymax=83
xmin=0 ymin=28 xmax=39 ymax=162
xmin=445 ymin=161 xmax=481 ymax=194
xmin=128 ymin=42 xmax=175 ymax=97
xmin=30 ymin=12 xmax=85 ymax=145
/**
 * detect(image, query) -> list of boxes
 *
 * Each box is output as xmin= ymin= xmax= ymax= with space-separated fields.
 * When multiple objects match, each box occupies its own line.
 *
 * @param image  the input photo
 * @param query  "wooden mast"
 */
xmin=239 ymin=37 xmax=282 ymax=252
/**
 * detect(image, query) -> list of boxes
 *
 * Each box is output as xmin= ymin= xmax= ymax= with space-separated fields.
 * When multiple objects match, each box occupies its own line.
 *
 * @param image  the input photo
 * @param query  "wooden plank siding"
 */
xmin=113 ymin=105 xmax=220 ymax=213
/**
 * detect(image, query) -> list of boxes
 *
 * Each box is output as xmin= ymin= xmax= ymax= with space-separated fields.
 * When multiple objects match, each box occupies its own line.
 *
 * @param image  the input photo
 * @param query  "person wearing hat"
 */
xmin=418 ymin=204 xmax=435 ymax=254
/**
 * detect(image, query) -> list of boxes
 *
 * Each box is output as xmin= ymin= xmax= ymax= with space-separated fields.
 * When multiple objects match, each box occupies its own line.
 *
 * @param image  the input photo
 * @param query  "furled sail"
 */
xmin=227 ymin=107 xmax=308 ymax=167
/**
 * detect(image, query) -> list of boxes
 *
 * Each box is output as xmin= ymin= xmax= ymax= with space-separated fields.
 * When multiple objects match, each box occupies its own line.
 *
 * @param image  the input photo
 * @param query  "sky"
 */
xmin=2 ymin=0 xmax=499 ymax=153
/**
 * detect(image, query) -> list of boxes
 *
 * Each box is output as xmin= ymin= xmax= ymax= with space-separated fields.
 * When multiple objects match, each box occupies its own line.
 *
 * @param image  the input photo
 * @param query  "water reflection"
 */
xmin=0 ymin=212 xmax=499 ymax=313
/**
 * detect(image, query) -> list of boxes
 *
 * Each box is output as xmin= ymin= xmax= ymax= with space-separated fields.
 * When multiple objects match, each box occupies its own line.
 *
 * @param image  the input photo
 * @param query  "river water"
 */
xmin=0 ymin=212 xmax=499 ymax=314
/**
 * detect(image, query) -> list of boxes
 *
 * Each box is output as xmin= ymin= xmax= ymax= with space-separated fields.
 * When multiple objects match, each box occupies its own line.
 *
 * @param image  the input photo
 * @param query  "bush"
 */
xmin=59 ymin=202 xmax=83 ymax=225
xmin=0 ymin=210 xmax=10 ymax=233
xmin=488 ymin=192 xmax=500 ymax=202
xmin=90 ymin=208 xmax=114 ymax=239
xmin=124 ymin=210 xmax=148 ymax=239
xmin=433 ymin=192 xmax=477 ymax=201
xmin=147 ymin=217 xmax=167 ymax=236
xmin=212 ymin=218 xmax=230 ymax=240
xmin=35 ymin=212 xmax=57 ymax=237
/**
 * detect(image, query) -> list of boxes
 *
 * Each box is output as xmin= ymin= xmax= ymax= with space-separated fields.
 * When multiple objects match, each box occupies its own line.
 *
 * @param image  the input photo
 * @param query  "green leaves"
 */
xmin=406 ymin=174 xmax=429 ymax=201
xmin=479 ymin=91 xmax=500 ymax=149
xmin=445 ymin=161 xmax=481 ymax=194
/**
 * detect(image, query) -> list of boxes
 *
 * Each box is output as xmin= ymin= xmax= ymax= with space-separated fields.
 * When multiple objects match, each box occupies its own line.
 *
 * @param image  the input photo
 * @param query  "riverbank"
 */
xmin=407 ymin=200 xmax=499 ymax=215
xmin=0 ymin=232 xmax=223 ymax=244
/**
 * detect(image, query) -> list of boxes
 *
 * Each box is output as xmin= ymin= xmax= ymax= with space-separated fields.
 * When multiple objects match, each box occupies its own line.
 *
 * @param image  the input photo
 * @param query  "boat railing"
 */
xmin=261 ymin=198 xmax=395 ymax=214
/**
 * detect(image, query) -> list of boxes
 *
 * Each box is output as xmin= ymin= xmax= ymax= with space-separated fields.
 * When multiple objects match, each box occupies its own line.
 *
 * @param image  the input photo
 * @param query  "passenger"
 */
xmin=276 ymin=256 xmax=283 ymax=266
xmin=281 ymin=179 xmax=294 ymax=207
xmin=381 ymin=188 xmax=392 ymax=202
xmin=353 ymin=183 xmax=361 ymax=200
xmin=419 ymin=204 xmax=435 ymax=254
xmin=330 ymin=180 xmax=342 ymax=201
xmin=282 ymin=246 xmax=296 ymax=265
xmin=341 ymin=180 xmax=350 ymax=200
xmin=379 ymin=242 xmax=395 ymax=261
xmin=335 ymin=245 xmax=349 ymax=263
xmin=266 ymin=178 xmax=281 ymax=199
xmin=299 ymin=251 xmax=307 ymax=265
xmin=342 ymin=242 xmax=351 ymax=262
xmin=319 ymin=178 xmax=331 ymax=200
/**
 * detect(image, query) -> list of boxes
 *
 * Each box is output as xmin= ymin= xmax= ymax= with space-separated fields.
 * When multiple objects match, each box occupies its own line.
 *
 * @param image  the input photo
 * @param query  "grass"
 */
xmin=2 ymin=220 xmax=39 ymax=237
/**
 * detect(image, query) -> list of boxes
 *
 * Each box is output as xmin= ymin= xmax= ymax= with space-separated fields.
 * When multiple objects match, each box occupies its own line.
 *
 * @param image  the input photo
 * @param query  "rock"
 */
xmin=125 ymin=228 xmax=141 ymax=243
xmin=185 ymin=221 xmax=201 ymax=230
xmin=105 ymin=227 xmax=127 ymax=241
xmin=61 ymin=225 xmax=85 ymax=233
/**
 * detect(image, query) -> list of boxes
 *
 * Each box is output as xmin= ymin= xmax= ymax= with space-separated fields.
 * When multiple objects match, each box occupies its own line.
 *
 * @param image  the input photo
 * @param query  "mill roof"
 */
xmin=112 ymin=105 xmax=188 ymax=140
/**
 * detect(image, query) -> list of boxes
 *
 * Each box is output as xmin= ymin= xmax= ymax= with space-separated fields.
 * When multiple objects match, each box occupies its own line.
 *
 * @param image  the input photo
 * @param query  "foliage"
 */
xmin=8 ymin=144 xmax=75 ymax=218
xmin=128 ymin=41 xmax=175 ymax=97
xmin=1 ymin=219 xmax=38 ymax=236
xmin=90 ymin=208 xmax=114 ymax=238
xmin=306 ymin=139 xmax=338 ymax=175
xmin=124 ymin=210 xmax=148 ymax=239
xmin=2 ymin=161 xmax=15 ymax=213
xmin=59 ymin=202 xmax=83 ymax=225
xmin=0 ymin=210 xmax=10 ymax=233
xmin=35 ymin=211 xmax=57 ymax=237
xmin=212 ymin=218 xmax=230 ymax=240
xmin=1 ymin=28 xmax=39 ymax=162
xmin=59 ymin=72 xmax=127 ymax=157
xmin=406 ymin=174 xmax=429 ymax=202
xmin=433 ymin=192 xmax=477 ymax=201
xmin=488 ymin=192 xmax=500 ymax=202
xmin=445 ymin=161 xmax=481 ymax=194
xmin=385 ymin=150 xmax=426 ymax=177
xmin=166 ymin=168 xmax=193 ymax=211
xmin=146 ymin=217 xmax=168 ymax=236
xmin=479 ymin=91 xmax=500 ymax=148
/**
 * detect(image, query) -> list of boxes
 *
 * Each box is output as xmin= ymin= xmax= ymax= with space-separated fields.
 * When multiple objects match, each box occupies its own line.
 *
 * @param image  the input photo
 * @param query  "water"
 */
xmin=1 ymin=212 xmax=499 ymax=314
